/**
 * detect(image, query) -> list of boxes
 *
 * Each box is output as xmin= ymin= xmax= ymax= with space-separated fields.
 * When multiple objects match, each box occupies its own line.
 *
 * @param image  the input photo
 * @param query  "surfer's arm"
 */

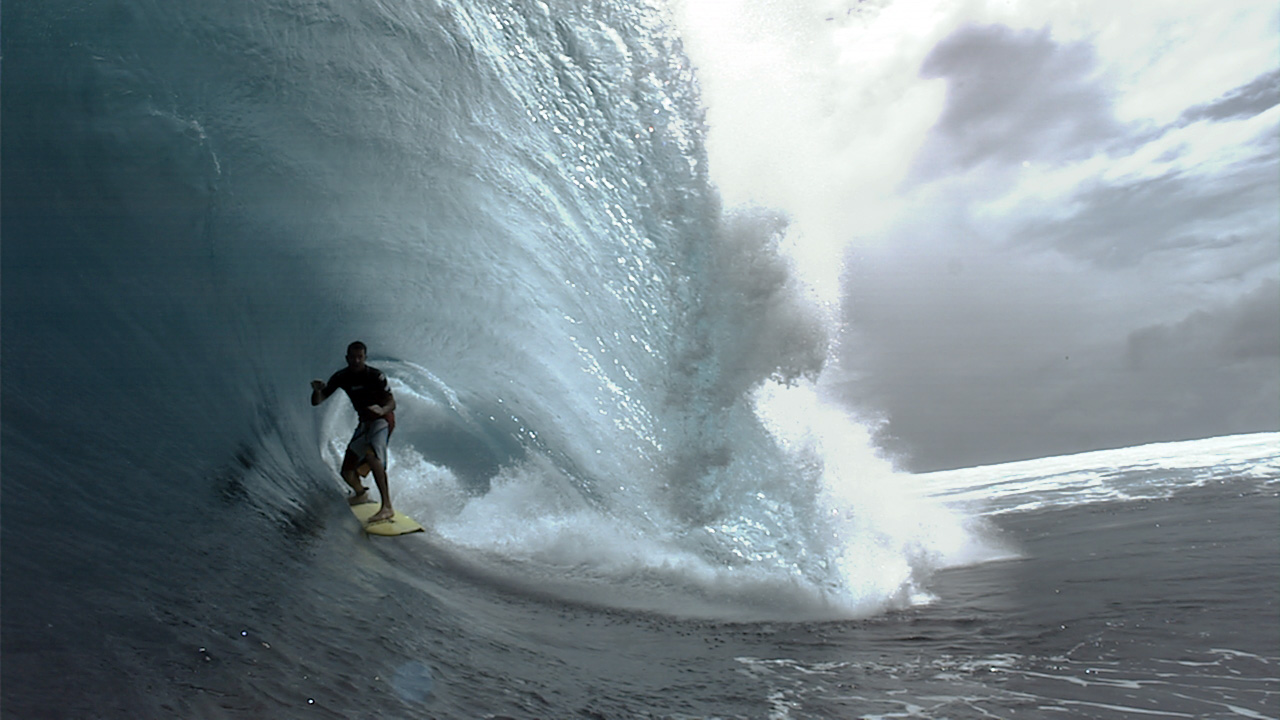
xmin=312 ymin=370 xmax=346 ymax=406
xmin=310 ymin=379 xmax=334 ymax=405
xmin=367 ymin=394 xmax=396 ymax=417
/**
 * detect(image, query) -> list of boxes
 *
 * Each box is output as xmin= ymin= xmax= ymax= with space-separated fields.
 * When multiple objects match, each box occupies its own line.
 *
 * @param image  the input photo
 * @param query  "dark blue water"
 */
xmin=4 ymin=1 xmax=1278 ymax=717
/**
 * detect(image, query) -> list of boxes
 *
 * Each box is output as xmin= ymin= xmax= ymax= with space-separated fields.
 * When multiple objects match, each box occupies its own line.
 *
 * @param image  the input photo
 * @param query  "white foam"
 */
xmin=350 ymin=373 xmax=1009 ymax=620
xmin=915 ymin=433 xmax=1280 ymax=515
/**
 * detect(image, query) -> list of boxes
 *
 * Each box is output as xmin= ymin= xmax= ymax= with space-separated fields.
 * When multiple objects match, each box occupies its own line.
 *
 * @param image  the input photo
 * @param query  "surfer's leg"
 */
xmin=341 ymin=451 xmax=370 ymax=504
xmin=365 ymin=451 xmax=393 ymax=522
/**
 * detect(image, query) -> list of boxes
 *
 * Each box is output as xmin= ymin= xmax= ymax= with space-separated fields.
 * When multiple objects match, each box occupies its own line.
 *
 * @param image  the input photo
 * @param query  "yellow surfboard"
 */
xmin=349 ymin=501 xmax=425 ymax=536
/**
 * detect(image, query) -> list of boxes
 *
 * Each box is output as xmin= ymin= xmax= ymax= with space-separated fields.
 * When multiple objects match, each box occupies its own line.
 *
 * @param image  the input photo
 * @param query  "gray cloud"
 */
xmin=1001 ymin=68 xmax=1280 ymax=272
xmin=837 ymin=278 xmax=1279 ymax=472
xmin=910 ymin=24 xmax=1125 ymax=180
xmin=1114 ymin=278 xmax=1280 ymax=430
xmin=829 ymin=22 xmax=1279 ymax=471
xmin=1178 ymin=68 xmax=1280 ymax=125
xmin=838 ymin=36 xmax=1280 ymax=470
xmin=1127 ymin=279 xmax=1280 ymax=369
xmin=1016 ymin=141 xmax=1280 ymax=270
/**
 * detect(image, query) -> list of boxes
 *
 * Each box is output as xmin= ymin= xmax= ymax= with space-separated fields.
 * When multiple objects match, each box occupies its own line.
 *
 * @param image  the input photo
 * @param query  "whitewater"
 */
xmin=3 ymin=1 xmax=1277 ymax=718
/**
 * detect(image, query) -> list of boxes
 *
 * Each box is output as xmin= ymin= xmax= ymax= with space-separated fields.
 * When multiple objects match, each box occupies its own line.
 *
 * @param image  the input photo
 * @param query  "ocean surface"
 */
xmin=3 ymin=1 xmax=1277 ymax=718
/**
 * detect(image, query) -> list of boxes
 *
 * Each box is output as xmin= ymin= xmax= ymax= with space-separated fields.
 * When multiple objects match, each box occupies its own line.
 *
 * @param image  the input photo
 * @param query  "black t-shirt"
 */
xmin=325 ymin=365 xmax=393 ymax=422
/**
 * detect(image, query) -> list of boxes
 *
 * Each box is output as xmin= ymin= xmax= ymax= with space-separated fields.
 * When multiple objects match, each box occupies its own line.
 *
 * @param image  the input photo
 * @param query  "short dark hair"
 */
xmin=347 ymin=341 xmax=367 ymax=355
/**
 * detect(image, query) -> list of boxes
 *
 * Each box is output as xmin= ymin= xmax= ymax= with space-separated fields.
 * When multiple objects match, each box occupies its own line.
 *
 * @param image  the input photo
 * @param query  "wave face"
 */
xmin=3 ymin=0 xmax=976 ymax=658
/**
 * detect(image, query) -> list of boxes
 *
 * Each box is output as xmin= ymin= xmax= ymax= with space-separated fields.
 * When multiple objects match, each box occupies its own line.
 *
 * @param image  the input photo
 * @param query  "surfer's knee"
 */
xmin=341 ymin=452 xmax=360 ymax=473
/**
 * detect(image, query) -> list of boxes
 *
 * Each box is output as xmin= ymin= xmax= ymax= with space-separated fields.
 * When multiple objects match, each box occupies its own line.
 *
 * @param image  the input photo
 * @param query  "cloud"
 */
xmin=836 ymin=277 xmax=1279 ymax=472
xmin=1016 ymin=144 xmax=1280 ymax=271
xmin=831 ymin=25 xmax=1280 ymax=471
xmin=1178 ymin=68 xmax=1280 ymax=125
xmin=1113 ymin=278 xmax=1280 ymax=430
xmin=1127 ymin=279 xmax=1280 ymax=370
xmin=903 ymin=28 xmax=1280 ymax=278
xmin=910 ymin=25 xmax=1125 ymax=180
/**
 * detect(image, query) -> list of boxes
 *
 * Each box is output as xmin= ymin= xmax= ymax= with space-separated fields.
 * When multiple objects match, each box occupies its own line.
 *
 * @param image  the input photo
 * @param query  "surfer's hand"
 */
xmin=311 ymin=379 xmax=325 ymax=392
xmin=367 ymin=404 xmax=385 ymax=417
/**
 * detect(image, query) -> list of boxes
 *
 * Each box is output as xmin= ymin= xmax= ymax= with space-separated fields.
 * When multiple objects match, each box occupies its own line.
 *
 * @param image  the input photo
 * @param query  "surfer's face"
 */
xmin=346 ymin=348 xmax=367 ymax=370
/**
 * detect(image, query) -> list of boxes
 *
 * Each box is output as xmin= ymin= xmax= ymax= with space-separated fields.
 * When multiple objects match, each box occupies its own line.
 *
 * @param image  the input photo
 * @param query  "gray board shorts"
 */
xmin=348 ymin=418 xmax=390 ymax=466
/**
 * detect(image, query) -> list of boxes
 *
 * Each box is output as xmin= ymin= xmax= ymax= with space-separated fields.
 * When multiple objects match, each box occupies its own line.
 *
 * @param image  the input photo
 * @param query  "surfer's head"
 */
xmin=346 ymin=341 xmax=368 ymax=370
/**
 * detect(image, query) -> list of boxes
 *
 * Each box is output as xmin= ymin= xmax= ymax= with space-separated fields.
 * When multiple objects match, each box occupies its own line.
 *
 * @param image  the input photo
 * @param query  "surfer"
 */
xmin=311 ymin=341 xmax=397 ymax=523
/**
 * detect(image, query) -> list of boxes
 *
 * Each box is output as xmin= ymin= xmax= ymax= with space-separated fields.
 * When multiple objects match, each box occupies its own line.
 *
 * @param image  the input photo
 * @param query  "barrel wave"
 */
xmin=2 ymin=1 xmax=987 ymax=715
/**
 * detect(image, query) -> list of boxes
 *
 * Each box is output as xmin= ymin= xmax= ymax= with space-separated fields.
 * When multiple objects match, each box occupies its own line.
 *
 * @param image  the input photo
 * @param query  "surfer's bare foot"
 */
xmin=348 ymin=488 xmax=370 ymax=505
xmin=368 ymin=505 xmax=394 ymax=523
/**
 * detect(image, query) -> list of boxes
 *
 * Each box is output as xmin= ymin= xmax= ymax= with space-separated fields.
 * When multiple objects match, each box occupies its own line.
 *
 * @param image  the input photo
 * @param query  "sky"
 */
xmin=674 ymin=0 xmax=1279 ymax=471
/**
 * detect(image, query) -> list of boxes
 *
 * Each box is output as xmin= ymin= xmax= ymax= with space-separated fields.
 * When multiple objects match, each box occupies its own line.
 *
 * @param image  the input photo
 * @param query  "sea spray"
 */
xmin=329 ymin=201 xmax=983 ymax=619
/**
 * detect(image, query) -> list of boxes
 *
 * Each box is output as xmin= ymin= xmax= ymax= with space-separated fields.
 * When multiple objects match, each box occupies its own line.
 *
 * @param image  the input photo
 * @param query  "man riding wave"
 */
xmin=311 ymin=341 xmax=397 ymax=523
